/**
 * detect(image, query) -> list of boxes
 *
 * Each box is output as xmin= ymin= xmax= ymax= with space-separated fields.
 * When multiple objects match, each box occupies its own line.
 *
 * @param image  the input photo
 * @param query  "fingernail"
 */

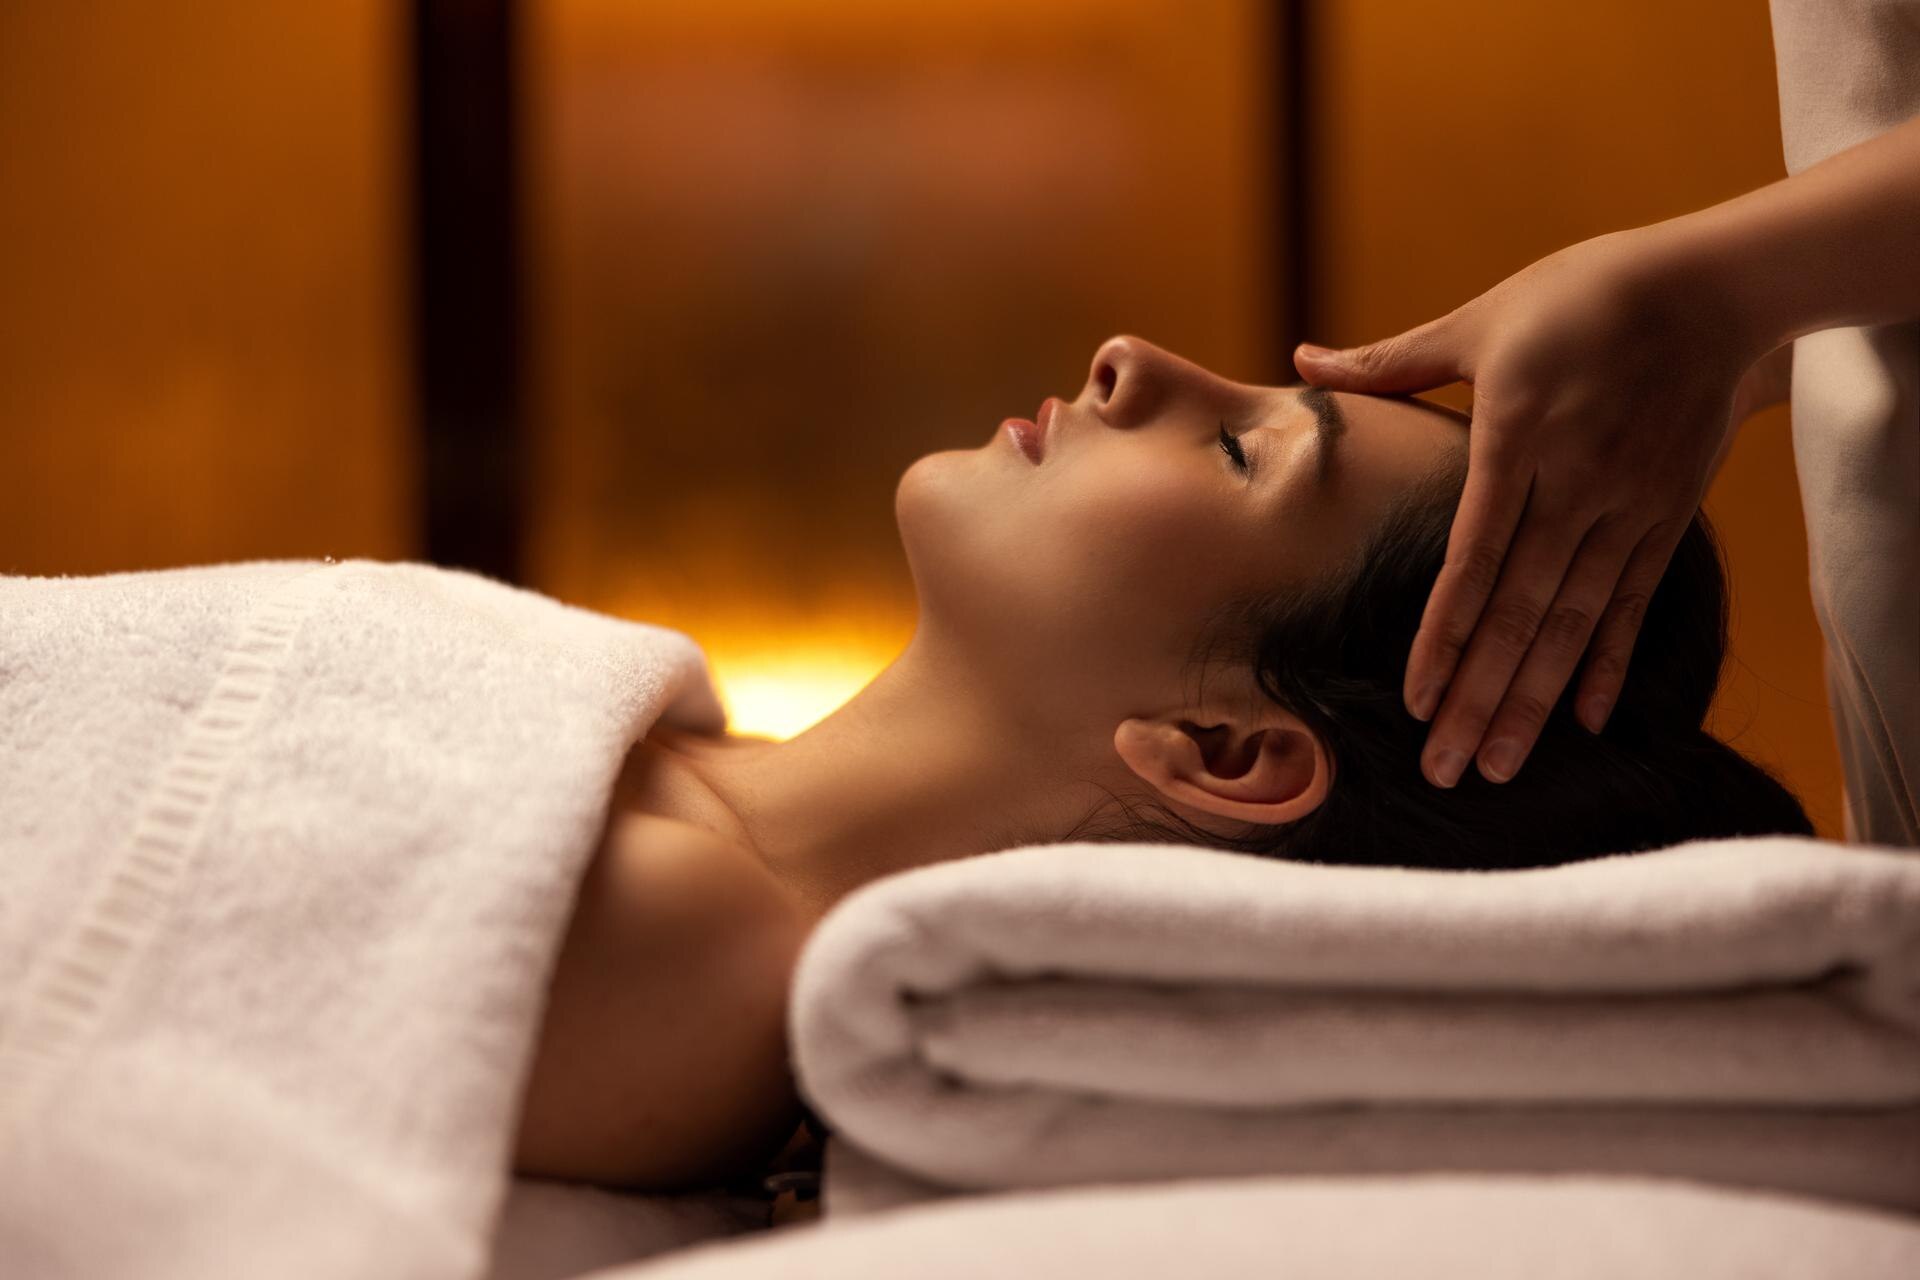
xmin=1410 ymin=683 xmax=1442 ymax=722
xmin=1579 ymin=695 xmax=1611 ymax=734
xmin=1428 ymin=748 xmax=1467 ymax=788
xmin=1481 ymin=739 xmax=1521 ymax=783
xmin=1297 ymin=343 xmax=1335 ymax=360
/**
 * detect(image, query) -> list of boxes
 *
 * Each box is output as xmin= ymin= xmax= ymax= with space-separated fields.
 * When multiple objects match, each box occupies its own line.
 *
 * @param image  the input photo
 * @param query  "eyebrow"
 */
xmin=1294 ymin=384 xmax=1346 ymax=481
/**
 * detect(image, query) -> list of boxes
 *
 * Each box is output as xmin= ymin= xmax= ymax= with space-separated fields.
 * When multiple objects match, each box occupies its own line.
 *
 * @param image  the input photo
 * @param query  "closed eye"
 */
xmin=1217 ymin=421 xmax=1250 ymax=474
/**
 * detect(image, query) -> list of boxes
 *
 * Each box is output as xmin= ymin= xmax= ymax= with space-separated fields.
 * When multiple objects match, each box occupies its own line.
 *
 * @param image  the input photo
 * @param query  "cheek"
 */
xmin=895 ymin=449 xmax=1240 ymax=675
xmin=1057 ymin=466 xmax=1225 ymax=598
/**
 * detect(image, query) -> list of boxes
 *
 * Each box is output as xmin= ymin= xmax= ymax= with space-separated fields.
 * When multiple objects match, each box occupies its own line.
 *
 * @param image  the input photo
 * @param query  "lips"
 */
xmin=1002 ymin=396 xmax=1057 ymax=464
xmin=1036 ymin=396 xmax=1058 ymax=450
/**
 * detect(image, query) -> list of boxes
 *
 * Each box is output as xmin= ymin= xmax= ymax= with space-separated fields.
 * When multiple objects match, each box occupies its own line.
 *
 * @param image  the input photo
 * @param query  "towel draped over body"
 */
xmin=0 ymin=560 xmax=728 ymax=1280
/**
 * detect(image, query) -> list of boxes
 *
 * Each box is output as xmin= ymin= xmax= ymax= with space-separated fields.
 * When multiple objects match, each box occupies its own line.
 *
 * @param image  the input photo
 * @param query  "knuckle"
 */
xmin=1643 ymin=511 xmax=1692 ymax=542
xmin=1480 ymin=597 xmax=1546 ymax=656
xmin=1429 ymin=616 xmax=1475 ymax=661
xmin=1495 ymin=689 xmax=1556 ymax=734
xmin=1536 ymin=600 xmax=1598 ymax=652
xmin=1552 ymin=493 xmax=1611 ymax=536
xmin=1581 ymin=646 xmax=1629 ymax=688
xmin=1451 ymin=543 xmax=1508 ymax=600
xmin=1349 ymin=342 xmax=1392 ymax=375
xmin=1604 ymin=586 xmax=1655 ymax=631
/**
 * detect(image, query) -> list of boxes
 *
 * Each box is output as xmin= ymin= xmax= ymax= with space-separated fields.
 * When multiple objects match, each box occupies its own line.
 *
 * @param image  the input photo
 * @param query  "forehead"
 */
xmin=1199 ymin=385 xmax=1466 ymax=617
xmin=1264 ymin=385 xmax=1466 ymax=512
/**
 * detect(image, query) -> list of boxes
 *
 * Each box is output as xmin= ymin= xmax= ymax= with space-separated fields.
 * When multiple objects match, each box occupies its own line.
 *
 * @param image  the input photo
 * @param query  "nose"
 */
xmin=1084 ymin=334 xmax=1218 ymax=429
xmin=1085 ymin=335 xmax=1159 ymax=428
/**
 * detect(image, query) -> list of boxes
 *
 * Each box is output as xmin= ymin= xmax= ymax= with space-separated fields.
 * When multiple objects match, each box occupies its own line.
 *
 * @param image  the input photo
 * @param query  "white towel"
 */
xmin=0 ymin=559 xmax=727 ymax=1280
xmin=788 ymin=835 xmax=1920 ymax=1217
xmin=579 ymin=1173 xmax=1920 ymax=1280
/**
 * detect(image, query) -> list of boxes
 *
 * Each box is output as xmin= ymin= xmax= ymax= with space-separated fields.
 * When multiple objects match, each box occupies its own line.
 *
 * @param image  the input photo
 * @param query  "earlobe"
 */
xmin=1113 ymin=711 xmax=1331 ymax=829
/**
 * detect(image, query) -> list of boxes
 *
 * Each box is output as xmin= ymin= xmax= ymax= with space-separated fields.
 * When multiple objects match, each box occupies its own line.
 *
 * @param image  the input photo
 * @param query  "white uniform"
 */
xmin=1769 ymin=0 xmax=1920 ymax=846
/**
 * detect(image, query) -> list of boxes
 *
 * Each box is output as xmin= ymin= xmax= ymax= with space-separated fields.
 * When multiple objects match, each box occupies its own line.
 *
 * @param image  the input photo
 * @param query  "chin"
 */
xmin=895 ymin=451 xmax=968 ymax=583
xmin=893 ymin=448 xmax=984 ymax=560
xmin=893 ymin=448 xmax=1030 ymax=642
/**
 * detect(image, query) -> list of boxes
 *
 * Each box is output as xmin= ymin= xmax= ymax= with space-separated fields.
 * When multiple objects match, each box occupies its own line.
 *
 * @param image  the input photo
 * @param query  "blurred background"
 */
xmin=0 ymin=1 xmax=1843 ymax=834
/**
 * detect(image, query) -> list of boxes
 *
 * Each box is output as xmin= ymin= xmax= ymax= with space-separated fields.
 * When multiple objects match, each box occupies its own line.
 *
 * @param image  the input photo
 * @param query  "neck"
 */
xmin=670 ymin=625 xmax=1115 ymax=914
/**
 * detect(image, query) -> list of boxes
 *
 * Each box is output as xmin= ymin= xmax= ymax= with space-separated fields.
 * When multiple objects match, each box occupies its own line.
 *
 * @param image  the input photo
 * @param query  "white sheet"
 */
xmin=485 ymin=1180 xmax=765 ymax=1280
xmin=583 ymin=1171 xmax=1920 ymax=1280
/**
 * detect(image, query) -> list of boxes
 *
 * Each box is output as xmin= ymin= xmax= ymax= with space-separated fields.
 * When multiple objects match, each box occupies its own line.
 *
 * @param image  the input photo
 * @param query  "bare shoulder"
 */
xmin=512 ymin=812 xmax=809 ymax=1191
xmin=599 ymin=811 xmax=807 ymax=945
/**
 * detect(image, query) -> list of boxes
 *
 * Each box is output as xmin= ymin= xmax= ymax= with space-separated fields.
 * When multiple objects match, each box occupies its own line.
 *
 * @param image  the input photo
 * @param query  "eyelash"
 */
xmin=1217 ymin=422 xmax=1250 ymax=474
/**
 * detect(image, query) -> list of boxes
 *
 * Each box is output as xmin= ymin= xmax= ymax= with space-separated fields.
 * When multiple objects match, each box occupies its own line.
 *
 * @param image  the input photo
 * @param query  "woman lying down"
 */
xmin=511 ymin=334 xmax=1812 ymax=1198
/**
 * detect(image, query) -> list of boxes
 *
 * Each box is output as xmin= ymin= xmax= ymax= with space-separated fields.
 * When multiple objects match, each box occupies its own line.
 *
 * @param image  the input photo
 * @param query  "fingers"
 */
xmin=1570 ymin=525 xmax=1683 ymax=734
xmin=1294 ymin=314 xmax=1462 ymax=394
xmin=1415 ymin=489 xmax=1593 ymax=788
xmin=1465 ymin=516 xmax=1644 ymax=783
xmin=1402 ymin=434 xmax=1533 ymax=727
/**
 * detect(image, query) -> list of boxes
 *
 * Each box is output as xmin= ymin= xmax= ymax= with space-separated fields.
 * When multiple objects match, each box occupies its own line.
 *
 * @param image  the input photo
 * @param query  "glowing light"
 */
xmin=704 ymin=636 xmax=901 ymax=739
xmin=608 ymin=588 xmax=915 ymax=741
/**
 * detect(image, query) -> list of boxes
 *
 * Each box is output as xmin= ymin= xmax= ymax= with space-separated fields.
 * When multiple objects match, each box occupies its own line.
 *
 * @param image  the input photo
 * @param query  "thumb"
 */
xmin=1293 ymin=317 xmax=1461 ymax=394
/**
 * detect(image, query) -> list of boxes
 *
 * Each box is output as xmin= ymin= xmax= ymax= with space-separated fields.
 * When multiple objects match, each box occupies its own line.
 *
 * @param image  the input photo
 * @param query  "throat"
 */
xmin=611 ymin=728 xmax=755 ymax=852
xmin=613 ymin=727 xmax=855 ymax=924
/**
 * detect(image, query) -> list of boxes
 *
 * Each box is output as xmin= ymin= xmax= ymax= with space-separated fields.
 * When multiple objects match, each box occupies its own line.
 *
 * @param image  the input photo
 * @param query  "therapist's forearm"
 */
xmin=1648 ymin=111 xmax=1920 ymax=358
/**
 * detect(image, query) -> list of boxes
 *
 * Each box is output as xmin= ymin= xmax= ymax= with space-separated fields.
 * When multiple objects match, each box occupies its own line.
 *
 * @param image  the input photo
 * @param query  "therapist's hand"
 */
xmin=1293 ymin=227 xmax=1760 ymax=789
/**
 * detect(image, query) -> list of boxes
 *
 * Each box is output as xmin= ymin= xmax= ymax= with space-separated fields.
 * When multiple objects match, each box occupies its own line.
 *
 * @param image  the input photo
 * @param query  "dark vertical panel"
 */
xmin=1274 ymin=0 xmax=1315 ymax=369
xmin=410 ymin=0 xmax=523 ymax=581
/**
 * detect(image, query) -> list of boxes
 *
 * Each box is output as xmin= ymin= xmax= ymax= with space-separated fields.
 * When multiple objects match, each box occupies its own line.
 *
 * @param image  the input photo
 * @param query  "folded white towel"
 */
xmin=788 ymin=835 xmax=1920 ymax=1217
xmin=0 ymin=560 xmax=726 ymax=1279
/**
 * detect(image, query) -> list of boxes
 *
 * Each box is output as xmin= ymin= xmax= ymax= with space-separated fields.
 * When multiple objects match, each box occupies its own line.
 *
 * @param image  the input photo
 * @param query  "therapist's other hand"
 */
xmin=1292 ymin=228 xmax=1756 ymax=789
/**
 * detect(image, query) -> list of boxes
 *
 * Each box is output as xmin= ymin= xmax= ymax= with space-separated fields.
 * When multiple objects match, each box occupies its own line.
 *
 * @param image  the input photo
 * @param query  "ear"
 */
xmin=1112 ymin=704 xmax=1331 ymax=828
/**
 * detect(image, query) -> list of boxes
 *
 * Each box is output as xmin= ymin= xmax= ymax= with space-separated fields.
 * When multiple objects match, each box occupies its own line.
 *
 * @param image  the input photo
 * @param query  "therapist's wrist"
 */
xmin=1626 ymin=211 xmax=1795 ymax=368
xmin=1637 ymin=111 xmax=1920 ymax=357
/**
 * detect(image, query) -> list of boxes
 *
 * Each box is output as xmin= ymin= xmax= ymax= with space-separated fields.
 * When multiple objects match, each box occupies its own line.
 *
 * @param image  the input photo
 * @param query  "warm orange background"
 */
xmin=0 ymin=2 xmax=1842 ymax=834
xmin=0 ymin=2 xmax=414 ymax=573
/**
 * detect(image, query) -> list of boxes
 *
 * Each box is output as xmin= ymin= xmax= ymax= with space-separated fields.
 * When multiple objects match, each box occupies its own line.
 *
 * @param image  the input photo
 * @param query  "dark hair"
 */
xmin=1068 ymin=451 xmax=1813 ymax=869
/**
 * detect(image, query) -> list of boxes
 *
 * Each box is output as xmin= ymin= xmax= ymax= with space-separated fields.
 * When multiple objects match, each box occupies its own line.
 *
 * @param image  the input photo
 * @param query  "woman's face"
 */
xmin=895 ymin=334 xmax=1468 ymax=732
